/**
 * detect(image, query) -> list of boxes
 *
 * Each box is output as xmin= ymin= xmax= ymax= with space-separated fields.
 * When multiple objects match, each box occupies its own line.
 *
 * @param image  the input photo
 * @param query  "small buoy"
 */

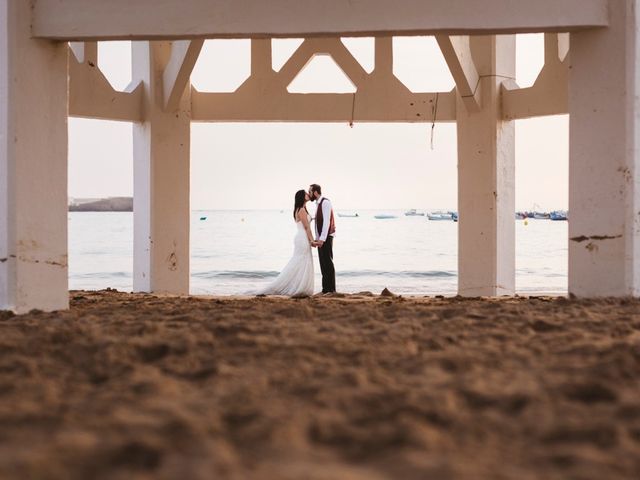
xmin=200 ymin=216 xmax=207 ymax=221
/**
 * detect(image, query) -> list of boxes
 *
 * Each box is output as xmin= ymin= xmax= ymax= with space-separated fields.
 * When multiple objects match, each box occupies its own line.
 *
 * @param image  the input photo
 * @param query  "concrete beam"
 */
xmin=68 ymin=44 xmax=144 ymax=122
xmin=69 ymin=41 xmax=97 ymax=64
xmin=373 ymin=37 xmax=393 ymax=75
xmin=436 ymin=35 xmax=481 ymax=112
xmin=502 ymin=34 xmax=569 ymax=120
xmin=191 ymin=35 xmax=457 ymax=123
xmin=278 ymin=38 xmax=367 ymax=89
xmin=251 ymin=39 xmax=273 ymax=77
xmin=192 ymin=89 xmax=456 ymax=123
xmin=32 ymin=0 xmax=609 ymax=41
xmin=163 ymin=40 xmax=203 ymax=112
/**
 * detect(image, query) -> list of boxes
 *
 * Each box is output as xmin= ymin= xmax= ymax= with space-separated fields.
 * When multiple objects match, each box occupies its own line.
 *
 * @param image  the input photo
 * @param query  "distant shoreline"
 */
xmin=68 ymin=197 xmax=132 ymax=212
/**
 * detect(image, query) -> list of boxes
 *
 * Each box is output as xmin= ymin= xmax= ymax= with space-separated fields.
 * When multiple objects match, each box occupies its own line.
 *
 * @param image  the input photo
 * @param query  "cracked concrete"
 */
xmin=0 ymin=255 xmax=17 ymax=263
xmin=15 ymin=256 xmax=68 ymax=268
xmin=166 ymin=251 xmax=178 ymax=272
xmin=570 ymin=234 xmax=623 ymax=243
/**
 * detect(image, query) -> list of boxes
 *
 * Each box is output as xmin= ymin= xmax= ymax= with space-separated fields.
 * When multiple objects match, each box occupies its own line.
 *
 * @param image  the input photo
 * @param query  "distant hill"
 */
xmin=69 ymin=197 xmax=133 ymax=212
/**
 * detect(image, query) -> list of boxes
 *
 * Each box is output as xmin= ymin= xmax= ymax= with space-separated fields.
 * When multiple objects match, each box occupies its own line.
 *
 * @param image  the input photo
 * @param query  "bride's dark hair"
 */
xmin=293 ymin=189 xmax=307 ymax=220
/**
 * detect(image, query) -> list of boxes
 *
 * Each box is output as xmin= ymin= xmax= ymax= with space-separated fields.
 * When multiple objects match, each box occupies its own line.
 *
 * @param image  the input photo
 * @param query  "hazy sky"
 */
xmin=68 ymin=34 xmax=568 ymax=211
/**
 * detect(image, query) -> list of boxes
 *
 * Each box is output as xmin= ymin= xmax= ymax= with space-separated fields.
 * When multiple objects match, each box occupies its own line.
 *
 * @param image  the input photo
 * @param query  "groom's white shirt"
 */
xmin=316 ymin=196 xmax=334 ymax=242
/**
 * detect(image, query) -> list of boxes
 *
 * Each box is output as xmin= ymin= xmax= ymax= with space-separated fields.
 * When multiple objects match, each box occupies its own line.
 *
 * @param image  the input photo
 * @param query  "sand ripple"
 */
xmin=0 ymin=291 xmax=639 ymax=479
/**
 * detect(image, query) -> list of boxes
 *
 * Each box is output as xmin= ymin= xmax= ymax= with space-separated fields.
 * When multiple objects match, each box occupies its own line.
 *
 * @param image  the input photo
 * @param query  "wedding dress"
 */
xmin=256 ymin=216 xmax=314 ymax=297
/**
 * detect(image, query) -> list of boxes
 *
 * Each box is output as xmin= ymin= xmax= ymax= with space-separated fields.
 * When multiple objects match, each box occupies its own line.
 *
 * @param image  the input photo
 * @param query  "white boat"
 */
xmin=374 ymin=214 xmax=398 ymax=219
xmin=404 ymin=209 xmax=425 ymax=216
xmin=427 ymin=211 xmax=455 ymax=221
xmin=532 ymin=212 xmax=550 ymax=219
xmin=337 ymin=212 xmax=359 ymax=218
xmin=550 ymin=210 xmax=568 ymax=221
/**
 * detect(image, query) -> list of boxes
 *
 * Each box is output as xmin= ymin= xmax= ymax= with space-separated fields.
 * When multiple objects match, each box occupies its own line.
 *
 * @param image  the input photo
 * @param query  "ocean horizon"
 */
xmin=69 ymin=209 xmax=568 ymax=295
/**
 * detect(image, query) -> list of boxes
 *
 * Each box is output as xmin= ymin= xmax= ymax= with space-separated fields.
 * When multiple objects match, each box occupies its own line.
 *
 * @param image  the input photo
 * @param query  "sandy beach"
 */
xmin=1 ymin=290 xmax=639 ymax=479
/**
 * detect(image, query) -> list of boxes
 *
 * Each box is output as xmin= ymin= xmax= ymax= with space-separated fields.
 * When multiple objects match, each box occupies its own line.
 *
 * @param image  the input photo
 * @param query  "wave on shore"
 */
xmin=192 ymin=269 xmax=457 ymax=279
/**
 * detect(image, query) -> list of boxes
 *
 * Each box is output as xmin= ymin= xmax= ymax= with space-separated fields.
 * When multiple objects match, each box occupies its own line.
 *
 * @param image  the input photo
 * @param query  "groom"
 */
xmin=309 ymin=184 xmax=336 ymax=293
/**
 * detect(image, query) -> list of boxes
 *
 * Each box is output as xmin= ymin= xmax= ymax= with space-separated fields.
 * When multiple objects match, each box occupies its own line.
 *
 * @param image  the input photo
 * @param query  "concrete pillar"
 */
xmin=0 ymin=0 xmax=68 ymax=313
xmin=568 ymin=0 xmax=640 ymax=296
xmin=133 ymin=42 xmax=190 ymax=294
xmin=456 ymin=35 xmax=516 ymax=296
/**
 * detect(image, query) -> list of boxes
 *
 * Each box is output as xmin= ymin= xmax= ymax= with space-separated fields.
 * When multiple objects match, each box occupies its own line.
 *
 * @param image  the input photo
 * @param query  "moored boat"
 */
xmin=404 ymin=209 xmax=425 ymax=216
xmin=550 ymin=210 xmax=568 ymax=221
xmin=427 ymin=211 xmax=455 ymax=221
xmin=532 ymin=212 xmax=550 ymax=219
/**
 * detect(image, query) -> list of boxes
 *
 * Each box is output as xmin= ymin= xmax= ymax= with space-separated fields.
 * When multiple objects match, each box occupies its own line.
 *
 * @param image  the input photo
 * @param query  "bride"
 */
xmin=256 ymin=190 xmax=316 ymax=297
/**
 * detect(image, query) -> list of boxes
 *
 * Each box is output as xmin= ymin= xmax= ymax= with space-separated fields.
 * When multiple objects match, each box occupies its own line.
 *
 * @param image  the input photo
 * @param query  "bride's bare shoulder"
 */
xmin=296 ymin=208 xmax=310 ymax=223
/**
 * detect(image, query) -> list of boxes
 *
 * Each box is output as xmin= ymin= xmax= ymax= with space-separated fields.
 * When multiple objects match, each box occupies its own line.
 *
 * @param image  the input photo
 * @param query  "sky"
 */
xmin=68 ymin=34 xmax=568 ymax=211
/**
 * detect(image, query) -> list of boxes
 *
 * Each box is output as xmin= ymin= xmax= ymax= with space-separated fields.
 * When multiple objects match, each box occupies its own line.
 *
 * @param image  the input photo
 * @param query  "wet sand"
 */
xmin=0 ymin=290 xmax=639 ymax=479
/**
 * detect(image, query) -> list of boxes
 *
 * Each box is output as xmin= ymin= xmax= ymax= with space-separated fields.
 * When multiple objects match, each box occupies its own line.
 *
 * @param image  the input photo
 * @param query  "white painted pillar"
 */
xmin=456 ymin=35 xmax=516 ymax=296
xmin=0 ymin=0 xmax=68 ymax=313
xmin=132 ymin=42 xmax=190 ymax=294
xmin=568 ymin=0 xmax=640 ymax=297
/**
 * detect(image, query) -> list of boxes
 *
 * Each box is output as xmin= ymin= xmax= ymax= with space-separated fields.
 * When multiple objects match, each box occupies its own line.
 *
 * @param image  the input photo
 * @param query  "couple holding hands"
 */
xmin=257 ymin=184 xmax=336 ymax=297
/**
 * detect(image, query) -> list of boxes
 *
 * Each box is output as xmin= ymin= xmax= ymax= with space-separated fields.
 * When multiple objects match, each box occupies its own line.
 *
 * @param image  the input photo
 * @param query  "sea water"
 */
xmin=68 ymin=210 xmax=568 ymax=295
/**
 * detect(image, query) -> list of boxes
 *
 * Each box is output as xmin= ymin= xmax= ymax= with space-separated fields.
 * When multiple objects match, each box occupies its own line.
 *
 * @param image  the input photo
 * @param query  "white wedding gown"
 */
xmin=256 ymin=216 xmax=314 ymax=297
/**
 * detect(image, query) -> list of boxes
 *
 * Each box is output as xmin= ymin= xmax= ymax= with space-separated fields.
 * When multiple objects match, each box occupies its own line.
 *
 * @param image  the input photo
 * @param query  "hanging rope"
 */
xmin=349 ymin=92 xmax=356 ymax=128
xmin=430 ymin=92 xmax=439 ymax=150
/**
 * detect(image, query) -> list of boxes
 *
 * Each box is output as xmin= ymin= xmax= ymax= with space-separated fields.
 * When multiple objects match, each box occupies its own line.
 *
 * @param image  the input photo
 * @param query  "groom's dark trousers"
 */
xmin=318 ymin=236 xmax=336 ymax=293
